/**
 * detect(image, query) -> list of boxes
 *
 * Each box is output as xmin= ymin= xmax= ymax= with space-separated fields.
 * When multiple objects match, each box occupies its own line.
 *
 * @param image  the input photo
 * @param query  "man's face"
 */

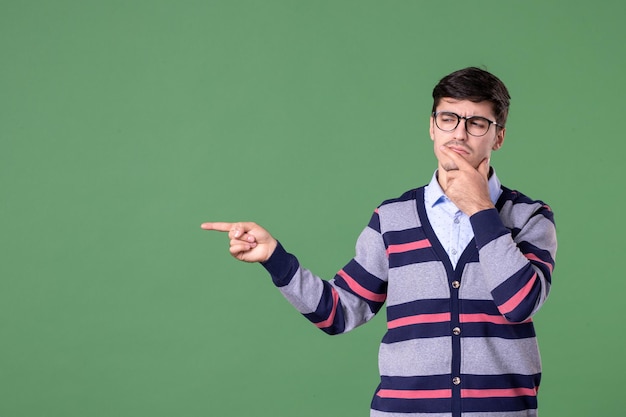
xmin=430 ymin=98 xmax=505 ymax=172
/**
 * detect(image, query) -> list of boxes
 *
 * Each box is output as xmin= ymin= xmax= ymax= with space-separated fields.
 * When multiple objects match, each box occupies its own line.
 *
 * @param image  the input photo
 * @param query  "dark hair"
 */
xmin=431 ymin=67 xmax=511 ymax=127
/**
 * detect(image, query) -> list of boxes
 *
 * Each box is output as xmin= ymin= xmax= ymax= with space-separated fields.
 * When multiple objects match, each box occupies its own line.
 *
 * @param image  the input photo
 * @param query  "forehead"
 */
xmin=436 ymin=98 xmax=495 ymax=118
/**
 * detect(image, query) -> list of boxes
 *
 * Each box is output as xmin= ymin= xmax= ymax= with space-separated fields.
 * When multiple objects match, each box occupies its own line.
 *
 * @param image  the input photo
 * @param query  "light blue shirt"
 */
xmin=424 ymin=169 xmax=502 ymax=269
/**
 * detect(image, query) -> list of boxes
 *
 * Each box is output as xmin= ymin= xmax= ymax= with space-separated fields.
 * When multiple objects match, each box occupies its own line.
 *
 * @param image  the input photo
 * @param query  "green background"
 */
xmin=2 ymin=1 xmax=624 ymax=416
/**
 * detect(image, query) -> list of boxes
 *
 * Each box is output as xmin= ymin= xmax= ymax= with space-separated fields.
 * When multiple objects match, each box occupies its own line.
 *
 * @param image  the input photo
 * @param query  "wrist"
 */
xmin=466 ymin=203 xmax=495 ymax=217
xmin=264 ymin=239 xmax=278 ymax=262
xmin=470 ymin=208 xmax=509 ymax=249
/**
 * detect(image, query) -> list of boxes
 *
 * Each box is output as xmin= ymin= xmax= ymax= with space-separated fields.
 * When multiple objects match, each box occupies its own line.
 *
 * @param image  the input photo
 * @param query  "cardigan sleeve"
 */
xmin=470 ymin=197 xmax=557 ymax=323
xmin=261 ymin=211 xmax=389 ymax=335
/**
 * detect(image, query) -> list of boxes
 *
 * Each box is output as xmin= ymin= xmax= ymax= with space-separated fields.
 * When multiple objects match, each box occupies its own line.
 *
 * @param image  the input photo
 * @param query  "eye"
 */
xmin=439 ymin=112 xmax=458 ymax=123
xmin=468 ymin=117 xmax=489 ymax=129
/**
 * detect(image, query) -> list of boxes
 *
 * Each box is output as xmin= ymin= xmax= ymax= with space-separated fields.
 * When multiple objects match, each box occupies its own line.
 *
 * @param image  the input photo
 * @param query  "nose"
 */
xmin=453 ymin=117 xmax=468 ymax=141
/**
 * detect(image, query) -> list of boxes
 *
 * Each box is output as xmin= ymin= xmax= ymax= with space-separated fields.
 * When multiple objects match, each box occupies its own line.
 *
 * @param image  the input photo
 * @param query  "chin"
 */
xmin=441 ymin=162 xmax=459 ymax=172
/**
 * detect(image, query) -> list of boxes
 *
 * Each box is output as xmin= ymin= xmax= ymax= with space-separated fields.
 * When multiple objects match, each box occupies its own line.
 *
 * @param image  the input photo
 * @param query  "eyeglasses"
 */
xmin=432 ymin=111 xmax=502 ymax=137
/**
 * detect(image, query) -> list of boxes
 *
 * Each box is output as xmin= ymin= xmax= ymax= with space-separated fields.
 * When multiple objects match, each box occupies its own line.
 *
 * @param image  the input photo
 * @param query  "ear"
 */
xmin=492 ymin=127 xmax=506 ymax=150
xmin=429 ymin=116 xmax=435 ymax=141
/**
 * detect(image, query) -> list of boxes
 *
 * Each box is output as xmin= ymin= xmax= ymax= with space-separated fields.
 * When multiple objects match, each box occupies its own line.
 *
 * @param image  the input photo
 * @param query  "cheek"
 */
xmin=480 ymin=145 xmax=493 ymax=157
xmin=470 ymin=143 xmax=493 ymax=162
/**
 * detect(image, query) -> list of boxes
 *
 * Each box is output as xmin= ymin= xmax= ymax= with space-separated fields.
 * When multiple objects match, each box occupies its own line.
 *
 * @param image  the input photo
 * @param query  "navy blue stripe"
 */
xmin=461 ymin=322 xmax=536 ymax=339
xmin=519 ymin=241 xmax=555 ymax=282
xmin=382 ymin=323 xmax=451 ymax=343
xmin=463 ymin=373 xmax=541 ymax=389
xmin=372 ymin=397 xmax=452 ymax=414
xmin=533 ymin=204 xmax=555 ymax=224
xmin=470 ymin=208 xmax=510 ymax=250
xmin=492 ymin=262 xmax=537 ymax=302
xmin=497 ymin=187 xmax=555 ymax=225
xmin=388 ymin=249 xmax=440 ymax=268
xmin=339 ymin=259 xmax=387 ymax=296
xmin=387 ymin=299 xmax=450 ymax=321
xmin=383 ymin=227 xmax=429 ymax=245
xmin=492 ymin=263 xmax=543 ymax=322
xmin=450 ymin=265 xmax=463 ymax=417
xmin=462 ymin=397 xmax=537 ymax=413
xmin=497 ymin=187 xmax=533 ymax=208
xmin=368 ymin=211 xmax=381 ymax=233
xmin=261 ymin=241 xmax=299 ymax=287
xmin=380 ymin=374 xmax=452 ymax=389
xmin=456 ymin=242 xmax=479 ymax=265
xmin=380 ymin=188 xmax=419 ymax=205
xmin=461 ymin=299 xmax=503 ymax=315
xmin=302 ymin=282 xmax=345 ymax=335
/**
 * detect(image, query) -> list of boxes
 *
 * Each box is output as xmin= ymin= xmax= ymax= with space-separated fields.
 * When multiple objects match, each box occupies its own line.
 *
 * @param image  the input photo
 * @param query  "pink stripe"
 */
xmin=337 ymin=269 xmax=386 ymax=303
xmin=388 ymin=312 xmax=451 ymax=329
xmin=377 ymin=389 xmax=452 ymax=399
xmin=460 ymin=313 xmax=532 ymax=325
xmin=462 ymin=387 xmax=537 ymax=398
xmin=386 ymin=239 xmax=431 ymax=255
xmin=498 ymin=272 xmax=538 ymax=315
xmin=314 ymin=287 xmax=339 ymax=329
xmin=525 ymin=253 xmax=554 ymax=273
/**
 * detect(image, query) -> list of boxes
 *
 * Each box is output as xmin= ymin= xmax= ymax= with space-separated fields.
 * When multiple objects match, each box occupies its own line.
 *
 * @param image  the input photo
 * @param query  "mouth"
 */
xmin=447 ymin=145 xmax=470 ymax=155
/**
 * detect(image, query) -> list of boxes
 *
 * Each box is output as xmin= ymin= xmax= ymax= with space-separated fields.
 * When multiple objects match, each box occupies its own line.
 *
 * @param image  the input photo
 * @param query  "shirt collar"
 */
xmin=424 ymin=168 xmax=502 ymax=209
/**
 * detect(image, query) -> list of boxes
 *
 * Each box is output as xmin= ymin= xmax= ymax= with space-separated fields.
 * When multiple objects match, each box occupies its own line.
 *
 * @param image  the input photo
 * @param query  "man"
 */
xmin=202 ymin=67 xmax=557 ymax=417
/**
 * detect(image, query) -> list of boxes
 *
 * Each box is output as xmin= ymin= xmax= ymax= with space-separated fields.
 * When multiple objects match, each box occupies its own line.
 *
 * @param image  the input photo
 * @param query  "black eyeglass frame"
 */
xmin=432 ymin=111 xmax=503 ymax=137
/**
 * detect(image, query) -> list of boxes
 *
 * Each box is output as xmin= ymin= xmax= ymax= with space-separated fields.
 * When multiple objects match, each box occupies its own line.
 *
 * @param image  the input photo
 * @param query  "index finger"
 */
xmin=200 ymin=222 xmax=235 ymax=232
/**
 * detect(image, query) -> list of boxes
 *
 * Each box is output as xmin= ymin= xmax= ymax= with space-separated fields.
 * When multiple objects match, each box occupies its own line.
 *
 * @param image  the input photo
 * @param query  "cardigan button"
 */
xmin=453 ymin=377 xmax=461 ymax=385
xmin=452 ymin=281 xmax=460 ymax=289
xmin=452 ymin=327 xmax=461 ymax=336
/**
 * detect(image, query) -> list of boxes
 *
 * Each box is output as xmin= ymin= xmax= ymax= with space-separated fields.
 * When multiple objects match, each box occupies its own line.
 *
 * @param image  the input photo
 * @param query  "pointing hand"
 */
xmin=201 ymin=222 xmax=277 ymax=263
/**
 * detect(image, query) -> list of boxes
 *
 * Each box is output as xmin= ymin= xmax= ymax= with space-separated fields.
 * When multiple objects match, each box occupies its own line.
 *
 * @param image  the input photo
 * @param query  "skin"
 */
xmin=430 ymin=98 xmax=505 ymax=216
xmin=201 ymin=221 xmax=276 ymax=263
xmin=203 ymin=98 xmax=506 ymax=262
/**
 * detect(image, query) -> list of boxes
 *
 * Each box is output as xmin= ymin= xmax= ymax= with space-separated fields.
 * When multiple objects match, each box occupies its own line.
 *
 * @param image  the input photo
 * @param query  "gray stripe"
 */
xmin=500 ymin=200 xmax=556 ymax=257
xmin=378 ymin=199 xmax=420 ymax=234
xmin=387 ymin=261 xmax=450 ymax=306
xmin=354 ymin=226 xmax=389 ymax=280
xmin=461 ymin=337 xmax=541 ymax=375
xmin=379 ymin=337 xmax=452 ymax=376
xmin=371 ymin=410 xmax=451 ymax=417
xmin=463 ymin=411 xmax=537 ymax=417
xmin=459 ymin=262 xmax=496 ymax=300
xmin=480 ymin=233 xmax=531 ymax=290
xmin=371 ymin=409 xmax=537 ymax=417
xmin=278 ymin=266 xmax=325 ymax=314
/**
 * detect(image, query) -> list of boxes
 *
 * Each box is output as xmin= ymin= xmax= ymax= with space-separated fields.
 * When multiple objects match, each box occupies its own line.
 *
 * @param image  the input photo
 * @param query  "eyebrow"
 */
xmin=437 ymin=111 xmax=492 ymax=120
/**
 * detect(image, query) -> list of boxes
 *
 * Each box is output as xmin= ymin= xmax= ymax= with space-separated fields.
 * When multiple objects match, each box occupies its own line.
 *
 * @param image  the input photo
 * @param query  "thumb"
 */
xmin=479 ymin=157 xmax=490 ymax=179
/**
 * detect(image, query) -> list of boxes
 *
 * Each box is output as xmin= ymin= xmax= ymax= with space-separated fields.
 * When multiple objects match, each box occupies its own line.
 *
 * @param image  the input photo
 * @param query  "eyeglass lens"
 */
xmin=435 ymin=112 xmax=491 ymax=136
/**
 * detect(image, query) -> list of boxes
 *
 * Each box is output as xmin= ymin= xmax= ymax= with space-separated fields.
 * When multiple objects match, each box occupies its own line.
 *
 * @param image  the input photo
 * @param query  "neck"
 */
xmin=436 ymin=166 xmax=453 ymax=190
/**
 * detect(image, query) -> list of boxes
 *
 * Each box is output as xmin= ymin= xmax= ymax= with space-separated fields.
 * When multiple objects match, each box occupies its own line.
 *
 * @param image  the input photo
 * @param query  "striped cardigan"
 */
xmin=262 ymin=185 xmax=557 ymax=417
